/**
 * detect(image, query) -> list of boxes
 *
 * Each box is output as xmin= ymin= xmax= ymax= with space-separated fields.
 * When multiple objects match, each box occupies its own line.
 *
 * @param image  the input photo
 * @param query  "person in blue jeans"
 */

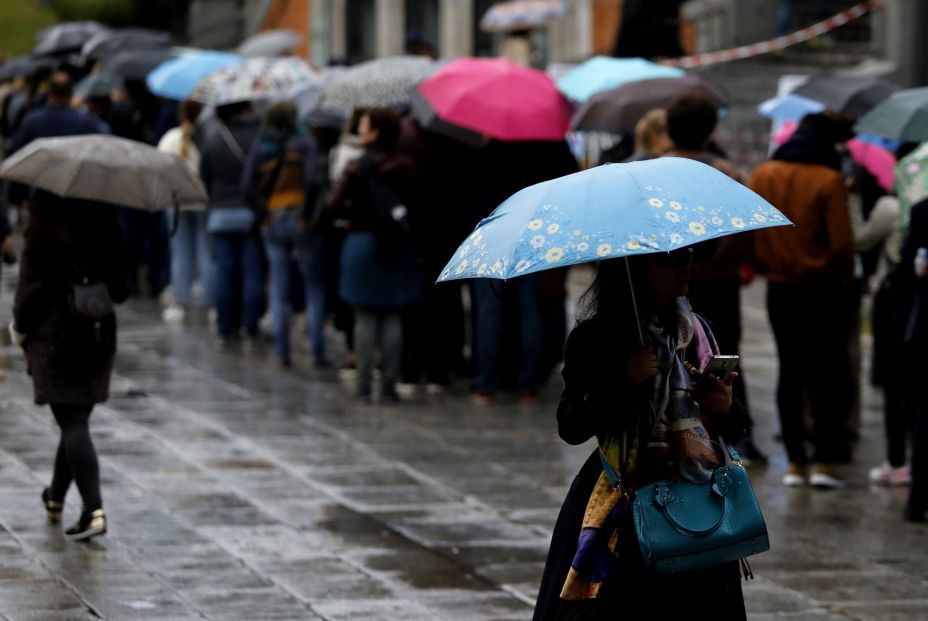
xmin=199 ymin=101 xmax=264 ymax=344
xmin=243 ymin=101 xmax=327 ymax=367
xmin=473 ymin=277 xmax=544 ymax=405
xmin=158 ymin=100 xmax=212 ymax=321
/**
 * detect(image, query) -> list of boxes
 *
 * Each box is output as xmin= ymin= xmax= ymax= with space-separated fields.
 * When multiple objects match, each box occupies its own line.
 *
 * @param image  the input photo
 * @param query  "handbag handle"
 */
xmin=654 ymin=473 xmax=729 ymax=536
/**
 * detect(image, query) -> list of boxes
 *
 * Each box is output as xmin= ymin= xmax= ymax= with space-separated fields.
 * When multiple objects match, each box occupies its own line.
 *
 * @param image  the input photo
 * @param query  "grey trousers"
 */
xmin=354 ymin=308 xmax=402 ymax=395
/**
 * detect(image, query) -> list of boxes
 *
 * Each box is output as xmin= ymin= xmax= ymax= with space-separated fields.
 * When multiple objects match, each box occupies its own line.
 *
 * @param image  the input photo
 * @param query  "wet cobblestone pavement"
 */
xmin=0 ymin=275 xmax=926 ymax=620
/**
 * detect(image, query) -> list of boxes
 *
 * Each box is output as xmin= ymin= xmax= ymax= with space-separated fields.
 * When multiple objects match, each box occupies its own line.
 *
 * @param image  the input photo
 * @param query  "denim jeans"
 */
xmin=168 ymin=210 xmax=211 ymax=307
xmin=474 ymin=276 xmax=543 ymax=395
xmin=211 ymin=232 xmax=265 ymax=338
xmin=263 ymin=217 xmax=326 ymax=362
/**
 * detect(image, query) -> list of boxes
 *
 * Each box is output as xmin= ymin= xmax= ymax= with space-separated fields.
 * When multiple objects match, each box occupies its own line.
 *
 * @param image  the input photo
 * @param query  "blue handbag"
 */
xmin=624 ymin=440 xmax=769 ymax=574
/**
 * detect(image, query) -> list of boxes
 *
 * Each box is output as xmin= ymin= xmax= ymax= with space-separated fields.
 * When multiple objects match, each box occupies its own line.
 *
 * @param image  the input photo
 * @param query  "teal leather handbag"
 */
xmin=630 ymin=441 xmax=769 ymax=574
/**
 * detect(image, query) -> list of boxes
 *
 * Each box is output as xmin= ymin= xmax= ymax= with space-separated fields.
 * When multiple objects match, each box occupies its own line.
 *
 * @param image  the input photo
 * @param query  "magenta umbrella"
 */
xmin=414 ymin=58 xmax=572 ymax=142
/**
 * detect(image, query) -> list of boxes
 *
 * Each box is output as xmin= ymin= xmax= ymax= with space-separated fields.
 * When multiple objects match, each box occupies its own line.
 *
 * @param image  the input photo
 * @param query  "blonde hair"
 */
xmin=634 ymin=108 xmax=668 ymax=154
xmin=178 ymin=100 xmax=204 ymax=159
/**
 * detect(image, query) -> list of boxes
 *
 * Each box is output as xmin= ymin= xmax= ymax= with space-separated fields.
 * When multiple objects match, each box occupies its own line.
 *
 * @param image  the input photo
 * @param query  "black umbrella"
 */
xmin=410 ymin=89 xmax=483 ymax=147
xmin=74 ymin=72 xmax=123 ymax=100
xmin=793 ymin=75 xmax=900 ymax=118
xmin=0 ymin=55 xmax=56 ymax=82
xmin=570 ymin=75 xmax=730 ymax=133
xmin=82 ymin=28 xmax=172 ymax=60
xmin=101 ymin=48 xmax=178 ymax=82
xmin=34 ymin=21 xmax=108 ymax=56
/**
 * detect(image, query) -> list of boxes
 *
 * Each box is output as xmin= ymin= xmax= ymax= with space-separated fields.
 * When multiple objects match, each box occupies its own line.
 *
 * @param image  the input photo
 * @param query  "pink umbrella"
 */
xmin=414 ymin=57 xmax=572 ymax=142
xmin=773 ymin=121 xmax=895 ymax=190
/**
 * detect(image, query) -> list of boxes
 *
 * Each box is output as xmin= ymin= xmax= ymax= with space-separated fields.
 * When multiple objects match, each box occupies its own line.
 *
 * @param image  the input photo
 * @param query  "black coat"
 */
xmin=13 ymin=204 xmax=129 ymax=405
xmin=533 ymin=315 xmax=748 ymax=621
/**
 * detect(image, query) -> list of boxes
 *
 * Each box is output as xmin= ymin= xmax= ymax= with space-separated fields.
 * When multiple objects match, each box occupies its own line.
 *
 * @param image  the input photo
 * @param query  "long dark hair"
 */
xmin=575 ymin=257 xmax=648 ymax=342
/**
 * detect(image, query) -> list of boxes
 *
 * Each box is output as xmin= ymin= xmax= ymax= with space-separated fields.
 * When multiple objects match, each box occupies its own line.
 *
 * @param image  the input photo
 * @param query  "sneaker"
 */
xmin=782 ymin=463 xmax=807 ymax=487
xmin=161 ymin=304 xmax=185 ymax=323
xmin=810 ymin=464 xmax=846 ymax=489
xmin=395 ymin=382 xmax=419 ymax=397
xmin=65 ymin=508 xmax=106 ymax=541
xmin=868 ymin=463 xmax=911 ymax=487
xmin=425 ymin=383 xmax=447 ymax=396
xmin=41 ymin=488 xmax=62 ymax=524
xmin=471 ymin=391 xmax=496 ymax=407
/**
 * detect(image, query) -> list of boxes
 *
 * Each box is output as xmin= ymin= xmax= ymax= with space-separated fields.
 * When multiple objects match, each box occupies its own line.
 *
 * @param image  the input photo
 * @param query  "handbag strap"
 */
xmin=217 ymin=122 xmax=247 ymax=165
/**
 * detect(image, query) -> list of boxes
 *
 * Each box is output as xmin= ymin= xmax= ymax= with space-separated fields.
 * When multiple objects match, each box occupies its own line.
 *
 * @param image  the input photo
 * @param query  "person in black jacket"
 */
xmin=10 ymin=191 xmax=129 ymax=542
xmin=533 ymin=249 xmax=748 ymax=621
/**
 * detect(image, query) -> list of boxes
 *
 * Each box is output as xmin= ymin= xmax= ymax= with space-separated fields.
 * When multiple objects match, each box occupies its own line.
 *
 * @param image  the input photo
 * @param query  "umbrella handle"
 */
xmin=169 ymin=192 xmax=180 ymax=237
xmin=625 ymin=256 xmax=645 ymax=346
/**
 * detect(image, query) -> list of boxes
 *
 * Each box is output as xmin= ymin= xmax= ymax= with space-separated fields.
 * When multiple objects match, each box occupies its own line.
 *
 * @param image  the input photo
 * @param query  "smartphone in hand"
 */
xmin=699 ymin=355 xmax=740 ymax=385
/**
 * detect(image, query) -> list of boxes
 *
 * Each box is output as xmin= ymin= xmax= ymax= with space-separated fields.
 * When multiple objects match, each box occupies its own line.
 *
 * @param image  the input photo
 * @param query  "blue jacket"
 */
xmin=9 ymin=104 xmax=110 ymax=154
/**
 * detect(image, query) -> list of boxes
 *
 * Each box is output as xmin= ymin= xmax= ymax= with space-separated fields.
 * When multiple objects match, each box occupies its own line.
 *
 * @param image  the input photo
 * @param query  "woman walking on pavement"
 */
xmin=157 ymin=99 xmax=211 ymax=323
xmin=533 ymin=250 xmax=748 ymax=620
xmin=243 ymin=101 xmax=328 ymax=369
xmin=9 ymin=192 xmax=129 ymax=541
xmin=327 ymin=108 xmax=420 ymax=403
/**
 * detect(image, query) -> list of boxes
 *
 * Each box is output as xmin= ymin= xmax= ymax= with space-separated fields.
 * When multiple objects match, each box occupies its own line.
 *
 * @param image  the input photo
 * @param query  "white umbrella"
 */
xmin=316 ymin=55 xmax=437 ymax=113
xmin=189 ymin=56 xmax=320 ymax=106
xmin=0 ymin=135 xmax=207 ymax=211
xmin=237 ymin=29 xmax=302 ymax=57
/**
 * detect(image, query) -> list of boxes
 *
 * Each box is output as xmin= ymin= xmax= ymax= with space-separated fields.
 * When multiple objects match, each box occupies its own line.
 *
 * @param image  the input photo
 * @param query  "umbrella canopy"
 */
xmin=0 ymin=135 xmax=207 ymax=211
xmin=315 ymin=55 xmax=436 ymax=112
xmin=189 ymin=56 xmax=319 ymax=105
xmin=571 ymin=75 xmax=729 ymax=133
xmin=757 ymin=93 xmax=825 ymax=122
xmin=146 ymin=51 xmax=243 ymax=101
xmin=792 ymin=75 xmax=900 ymax=118
xmin=0 ymin=55 xmax=56 ymax=82
xmin=81 ymin=28 xmax=172 ymax=60
xmin=74 ymin=71 xmax=122 ymax=100
xmin=895 ymin=143 xmax=928 ymax=221
xmin=101 ymin=48 xmax=179 ymax=82
xmin=237 ymin=29 xmax=302 ymax=57
xmin=414 ymin=57 xmax=571 ymax=142
xmin=854 ymin=87 xmax=928 ymax=143
xmin=847 ymin=138 xmax=895 ymax=192
xmin=480 ymin=0 xmax=569 ymax=33
xmin=556 ymin=56 xmax=685 ymax=103
xmin=437 ymin=157 xmax=790 ymax=282
xmin=34 ymin=21 xmax=108 ymax=56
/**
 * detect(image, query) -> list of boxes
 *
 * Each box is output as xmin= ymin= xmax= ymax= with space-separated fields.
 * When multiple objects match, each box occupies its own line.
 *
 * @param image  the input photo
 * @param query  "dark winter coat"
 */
xmin=13 ymin=202 xmax=129 ymax=405
xmin=533 ymin=315 xmax=748 ymax=621
xmin=199 ymin=114 xmax=260 ymax=211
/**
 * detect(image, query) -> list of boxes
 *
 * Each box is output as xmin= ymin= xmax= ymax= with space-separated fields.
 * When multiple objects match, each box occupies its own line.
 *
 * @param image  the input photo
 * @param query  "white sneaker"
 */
xmin=395 ymin=382 xmax=419 ymax=397
xmin=162 ymin=305 xmax=185 ymax=323
xmin=810 ymin=465 xmax=846 ymax=490
xmin=868 ymin=463 xmax=911 ymax=487
xmin=425 ymin=383 xmax=446 ymax=396
xmin=783 ymin=463 xmax=807 ymax=487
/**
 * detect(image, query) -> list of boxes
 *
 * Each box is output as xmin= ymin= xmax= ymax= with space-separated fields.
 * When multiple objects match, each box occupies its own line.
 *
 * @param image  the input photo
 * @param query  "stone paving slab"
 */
xmin=0 ymin=275 xmax=926 ymax=619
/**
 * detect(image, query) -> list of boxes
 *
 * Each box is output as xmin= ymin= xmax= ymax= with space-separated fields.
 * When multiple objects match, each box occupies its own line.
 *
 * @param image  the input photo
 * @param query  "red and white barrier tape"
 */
xmin=661 ymin=0 xmax=883 ymax=69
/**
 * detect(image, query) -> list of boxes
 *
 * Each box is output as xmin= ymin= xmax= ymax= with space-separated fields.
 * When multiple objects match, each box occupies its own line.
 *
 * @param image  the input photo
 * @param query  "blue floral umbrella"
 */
xmin=437 ymin=157 xmax=791 ymax=283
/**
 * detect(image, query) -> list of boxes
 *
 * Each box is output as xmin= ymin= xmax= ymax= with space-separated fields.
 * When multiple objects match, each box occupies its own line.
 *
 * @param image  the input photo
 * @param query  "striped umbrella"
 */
xmin=480 ymin=0 xmax=569 ymax=33
xmin=315 ymin=55 xmax=436 ymax=113
xmin=189 ymin=56 xmax=319 ymax=106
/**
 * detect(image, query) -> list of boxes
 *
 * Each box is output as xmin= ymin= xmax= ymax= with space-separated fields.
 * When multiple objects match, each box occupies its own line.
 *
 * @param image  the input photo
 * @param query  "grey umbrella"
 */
xmin=316 ymin=55 xmax=437 ymax=113
xmin=0 ymin=135 xmax=207 ymax=211
xmin=101 ymin=48 xmax=179 ymax=82
xmin=0 ymin=55 xmax=56 ymax=82
xmin=74 ymin=71 xmax=123 ymax=100
xmin=571 ymin=75 xmax=730 ymax=133
xmin=81 ymin=28 xmax=172 ymax=61
xmin=237 ymin=29 xmax=302 ymax=57
xmin=34 ymin=21 xmax=108 ymax=56
xmin=854 ymin=87 xmax=928 ymax=143
xmin=793 ymin=75 xmax=900 ymax=118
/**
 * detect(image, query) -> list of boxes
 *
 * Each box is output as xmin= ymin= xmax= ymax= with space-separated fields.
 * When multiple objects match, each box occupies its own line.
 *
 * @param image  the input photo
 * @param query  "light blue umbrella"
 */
xmin=437 ymin=157 xmax=791 ymax=283
xmin=146 ymin=51 xmax=243 ymax=101
xmin=757 ymin=93 xmax=824 ymax=121
xmin=556 ymin=56 xmax=684 ymax=103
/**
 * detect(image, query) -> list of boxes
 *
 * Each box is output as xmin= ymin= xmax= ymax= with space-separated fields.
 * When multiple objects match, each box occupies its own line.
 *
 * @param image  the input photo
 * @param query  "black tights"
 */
xmin=49 ymin=404 xmax=102 ymax=512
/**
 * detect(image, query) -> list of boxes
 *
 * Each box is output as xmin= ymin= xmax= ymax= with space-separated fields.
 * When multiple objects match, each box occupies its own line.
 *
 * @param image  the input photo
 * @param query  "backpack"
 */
xmin=361 ymin=156 xmax=412 ymax=256
xmin=258 ymin=145 xmax=308 ymax=221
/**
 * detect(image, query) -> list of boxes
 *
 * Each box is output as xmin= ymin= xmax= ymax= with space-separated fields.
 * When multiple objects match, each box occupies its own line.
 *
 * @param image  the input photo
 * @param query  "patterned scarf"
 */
xmin=560 ymin=298 xmax=719 ymax=601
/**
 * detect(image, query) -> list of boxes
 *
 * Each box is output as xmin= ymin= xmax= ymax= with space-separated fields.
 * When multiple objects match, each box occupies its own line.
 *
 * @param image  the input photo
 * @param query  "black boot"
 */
xmin=65 ymin=508 xmax=106 ymax=541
